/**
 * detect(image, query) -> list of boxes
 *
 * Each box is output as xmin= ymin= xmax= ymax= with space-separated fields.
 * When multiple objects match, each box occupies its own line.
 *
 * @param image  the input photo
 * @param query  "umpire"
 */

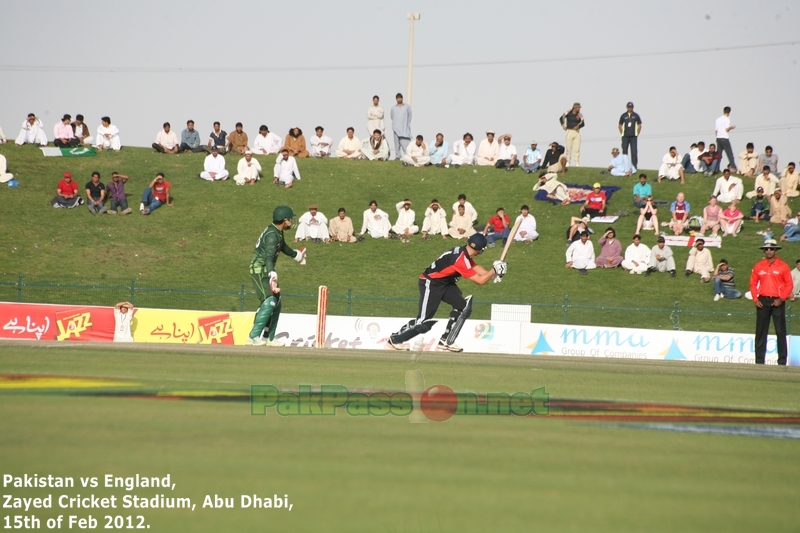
xmin=749 ymin=239 xmax=792 ymax=365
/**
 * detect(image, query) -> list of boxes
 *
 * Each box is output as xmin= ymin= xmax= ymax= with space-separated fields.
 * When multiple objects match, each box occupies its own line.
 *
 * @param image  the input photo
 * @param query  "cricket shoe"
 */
xmin=386 ymin=338 xmax=409 ymax=351
xmin=264 ymin=339 xmax=285 ymax=347
xmin=246 ymin=336 xmax=267 ymax=346
xmin=437 ymin=339 xmax=463 ymax=353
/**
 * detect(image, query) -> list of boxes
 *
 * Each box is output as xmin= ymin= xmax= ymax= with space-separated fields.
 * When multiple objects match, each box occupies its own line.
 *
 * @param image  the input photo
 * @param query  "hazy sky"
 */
xmin=2 ymin=0 xmax=798 ymax=168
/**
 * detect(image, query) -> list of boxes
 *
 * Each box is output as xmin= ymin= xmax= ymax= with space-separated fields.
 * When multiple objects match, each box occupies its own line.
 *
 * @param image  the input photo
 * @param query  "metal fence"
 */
xmin=0 ymin=273 xmax=794 ymax=335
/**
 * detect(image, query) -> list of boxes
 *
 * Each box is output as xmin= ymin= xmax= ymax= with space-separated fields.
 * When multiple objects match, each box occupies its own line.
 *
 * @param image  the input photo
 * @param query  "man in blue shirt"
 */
xmin=522 ymin=141 xmax=542 ymax=173
xmin=632 ymin=174 xmax=653 ymax=207
xmin=619 ymin=102 xmax=642 ymax=168
xmin=429 ymin=133 xmax=448 ymax=166
xmin=390 ymin=93 xmax=412 ymax=160
xmin=179 ymin=120 xmax=205 ymax=153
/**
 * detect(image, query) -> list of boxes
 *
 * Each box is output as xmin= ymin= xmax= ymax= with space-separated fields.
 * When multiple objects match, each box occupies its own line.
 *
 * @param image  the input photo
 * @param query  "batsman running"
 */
xmin=387 ymin=233 xmax=507 ymax=352
xmin=246 ymin=205 xmax=307 ymax=346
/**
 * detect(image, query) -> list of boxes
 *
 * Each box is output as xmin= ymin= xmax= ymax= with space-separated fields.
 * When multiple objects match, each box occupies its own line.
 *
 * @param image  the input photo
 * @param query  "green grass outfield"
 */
xmin=1 ymin=144 xmax=795 ymax=333
xmin=2 ymin=342 xmax=800 ymax=532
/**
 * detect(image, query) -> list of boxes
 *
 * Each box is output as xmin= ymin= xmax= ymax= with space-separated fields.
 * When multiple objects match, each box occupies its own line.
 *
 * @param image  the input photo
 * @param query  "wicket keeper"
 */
xmin=246 ymin=205 xmax=307 ymax=346
xmin=387 ymin=233 xmax=507 ymax=352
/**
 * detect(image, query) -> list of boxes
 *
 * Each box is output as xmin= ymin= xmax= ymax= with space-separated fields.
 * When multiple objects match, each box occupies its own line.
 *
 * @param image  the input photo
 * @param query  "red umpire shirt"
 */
xmin=749 ymin=256 xmax=792 ymax=300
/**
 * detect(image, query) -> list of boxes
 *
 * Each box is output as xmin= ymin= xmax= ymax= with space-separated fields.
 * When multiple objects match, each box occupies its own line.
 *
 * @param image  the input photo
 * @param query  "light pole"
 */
xmin=406 ymin=13 xmax=420 ymax=105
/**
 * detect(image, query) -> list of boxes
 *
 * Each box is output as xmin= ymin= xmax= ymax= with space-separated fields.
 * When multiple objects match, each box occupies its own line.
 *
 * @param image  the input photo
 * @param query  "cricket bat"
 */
xmin=493 ymin=218 xmax=522 ymax=283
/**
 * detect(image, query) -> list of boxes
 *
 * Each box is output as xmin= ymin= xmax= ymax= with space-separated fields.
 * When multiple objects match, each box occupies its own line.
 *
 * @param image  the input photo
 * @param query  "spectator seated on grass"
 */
xmin=720 ymin=200 xmax=744 ymax=236
xmin=0 ymin=153 xmax=13 ymax=184
xmin=698 ymin=143 xmax=723 ymax=177
xmin=449 ymin=133 xmax=476 ymax=167
xmin=746 ymin=167 xmax=780 ymax=199
xmin=199 ymin=147 xmax=229 ymax=181
xmin=179 ymin=120 xmax=205 ymax=153
xmin=336 ymin=128 xmax=361 ymax=159
xmin=106 ymin=172 xmax=132 ymax=215
xmin=633 ymin=173 xmax=652 ymax=208
xmin=401 ymin=135 xmax=430 ymax=167
xmin=95 ymin=116 xmax=121 ymax=151
xmin=362 ymin=130 xmax=390 ymax=161
xmin=391 ymin=199 xmax=418 ymax=242
xmin=309 ymin=126 xmax=332 ymax=158
xmin=295 ymin=204 xmax=330 ymax=244
xmin=749 ymin=188 xmax=770 ymax=223
xmin=53 ymin=114 xmax=79 ymax=147
xmin=428 ymin=134 xmax=448 ymax=166
xmin=644 ymin=236 xmax=676 ymax=277
xmin=567 ymin=215 xmax=593 ymax=243
xmin=51 ymin=171 xmax=82 ymax=209
xmin=85 ymin=172 xmax=107 ymax=214
xmin=233 ymin=150 xmax=261 ymax=185
xmin=669 ymin=192 xmax=690 ymax=235
xmin=757 ymin=146 xmax=779 ymax=175
xmin=770 ymin=189 xmax=791 ymax=225
xmin=621 ymin=234 xmax=650 ymax=274
xmin=329 ymin=208 xmax=358 ymax=243
xmin=597 ymin=228 xmax=623 ymax=268
xmin=208 ymin=121 xmax=227 ymax=154
xmin=483 ymin=207 xmax=510 ymax=248
xmin=738 ymin=142 xmax=758 ymax=177
xmin=152 ymin=122 xmax=179 ymax=154
xmin=658 ymin=146 xmax=684 ymax=184
xmin=565 ymin=230 xmax=596 ymax=274
xmin=685 ymin=239 xmax=713 ymax=282
xmin=282 ymin=127 xmax=309 ymax=158
xmin=681 ymin=142 xmax=703 ymax=174
xmin=711 ymin=168 xmax=743 ymax=203
xmin=580 ymin=183 xmax=607 ymax=218
xmin=779 ymin=162 xmax=799 ymax=198
xmin=71 ymin=114 xmax=92 ymax=146
xmin=495 ymin=134 xmax=518 ymax=170
xmin=477 ymin=130 xmax=499 ymax=166
xmin=421 ymin=199 xmax=447 ymax=240
xmin=359 ymin=200 xmax=391 ymax=239
xmin=252 ymin=125 xmax=281 ymax=155
xmin=542 ymin=141 xmax=567 ymax=173
xmin=712 ymin=259 xmax=742 ymax=301
xmin=140 ymin=173 xmax=171 ymax=215
xmin=15 ymin=113 xmax=48 ymax=146
xmin=273 ymin=149 xmax=301 ymax=188
xmin=226 ymin=122 xmax=248 ymax=155
xmin=513 ymin=205 xmax=538 ymax=242
xmin=635 ymin=196 xmax=659 ymax=235
xmin=448 ymin=204 xmax=476 ymax=240
xmin=608 ymin=147 xmax=634 ymax=176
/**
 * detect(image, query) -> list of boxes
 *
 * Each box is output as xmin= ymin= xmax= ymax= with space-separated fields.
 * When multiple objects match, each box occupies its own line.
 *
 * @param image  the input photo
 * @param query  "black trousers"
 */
xmin=621 ymin=136 xmax=638 ymax=168
xmin=54 ymin=138 xmax=79 ymax=147
xmin=417 ymin=278 xmax=466 ymax=322
xmin=716 ymin=137 xmax=736 ymax=171
xmin=755 ymin=296 xmax=787 ymax=365
xmin=179 ymin=143 xmax=207 ymax=153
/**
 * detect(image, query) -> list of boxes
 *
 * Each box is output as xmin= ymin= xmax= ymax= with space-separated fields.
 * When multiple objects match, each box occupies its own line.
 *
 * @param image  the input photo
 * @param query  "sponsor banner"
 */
xmin=132 ymin=309 xmax=252 ymax=344
xmin=521 ymin=323 xmax=782 ymax=365
xmin=0 ymin=303 xmax=114 ymax=342
xmin=40 ymin=147 xmax=97 ymax=157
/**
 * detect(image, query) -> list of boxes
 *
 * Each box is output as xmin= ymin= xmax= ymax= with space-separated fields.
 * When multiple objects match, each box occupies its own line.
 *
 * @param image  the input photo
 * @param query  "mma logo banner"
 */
xmin=198 ymin=314 xmax=234 ymax=345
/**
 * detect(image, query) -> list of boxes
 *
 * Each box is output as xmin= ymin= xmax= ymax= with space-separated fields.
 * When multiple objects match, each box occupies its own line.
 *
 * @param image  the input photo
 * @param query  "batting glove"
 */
xmin=268 ymin=271 xmax=279 ymax=293
xmin=492 ymin=260 xmax=508 ymax=277
xmin=294 ymin=247 xmax=307 ymax=265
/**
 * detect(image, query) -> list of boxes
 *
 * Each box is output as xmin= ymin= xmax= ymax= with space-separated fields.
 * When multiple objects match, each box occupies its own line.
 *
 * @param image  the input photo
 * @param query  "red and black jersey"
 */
xmin=420 ymin=246 xmax=477 ymax=283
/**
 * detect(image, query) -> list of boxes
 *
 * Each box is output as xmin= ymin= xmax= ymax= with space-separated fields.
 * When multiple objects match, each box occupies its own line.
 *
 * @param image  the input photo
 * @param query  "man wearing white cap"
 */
xmin=477 ymin=131 xmax=499 ymax=166
xmin=295 ymin=205 xmax=330 ymax=243
xmin=233 ymin=150 xmax=261 ymax=185
xmin=521 ymin=141 xmax=542 ymax=173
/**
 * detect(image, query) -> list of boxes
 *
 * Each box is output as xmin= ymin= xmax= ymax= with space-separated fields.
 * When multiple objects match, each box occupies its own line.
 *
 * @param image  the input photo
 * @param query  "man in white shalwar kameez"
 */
xmin=15 ymin=114 xmax=48 ymax=146
xmin=566 ymin=231 xmax=596 ymax=272
xmin=294 ymin=205 xmax=330 ymax=243
xmin=711 ymin=169 xmax=743 ymax=203
xmin=199 ymin=147 xmax=229 ymax=180
xmin=421 ymin=200 xmax=448 ymax=240
xmin=450 ymin=134 xmax=476 ymax=166
xmin=533 ymin=171 xmax=571 ymax=204
xmin=336 ymin=128 xmax=361 ymax=159
xmin=657 ymin=146 xmax=684 ymax=183
xmin=401 ymin=135 xmax=430 ymax=167
xmin=477 ymin=131 xmax=499 ymax=166
xmin=513 ymin=206 xmax=538 ymax=242
xmin=448 ymin=204 xmax=476 ymax=239
xmin=233 ymin=151 xmax=261 ymax=185
xmin=273 ymin=149 xmax=301 ymax=188
xmin=309 ymin=127 xmax=332 ymax=157
xmin=366 ymin=96 xmax=385 ymax=137
xmin=745 ymin=167 xmax=780 ymax=199
xmin=621 ymin=234 xmax=651 ymax=274
xmin=361 ymin=130 xmax=390 ymax=161
xmin=392 ymin=200 xmax=418 ymax=240
xmin=95 ymin=116 xmax=121 ymax=151
xmin=359 ymin=201 xmax=391 ymax=239
xmin=252 ymin=125 xmax=281 ymax=155
xmin=0 ymin=154 xmax=14 ymax=184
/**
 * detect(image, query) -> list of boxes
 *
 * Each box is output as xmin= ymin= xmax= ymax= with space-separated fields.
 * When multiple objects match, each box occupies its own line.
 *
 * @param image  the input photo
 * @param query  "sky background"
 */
xmin=2 ymin=0 xmax=799 ymax=169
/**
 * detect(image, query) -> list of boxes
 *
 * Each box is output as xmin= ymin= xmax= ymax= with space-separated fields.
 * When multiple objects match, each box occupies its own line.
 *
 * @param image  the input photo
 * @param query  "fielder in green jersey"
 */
xmin=246 ymin=205 xmax=307 ymax=346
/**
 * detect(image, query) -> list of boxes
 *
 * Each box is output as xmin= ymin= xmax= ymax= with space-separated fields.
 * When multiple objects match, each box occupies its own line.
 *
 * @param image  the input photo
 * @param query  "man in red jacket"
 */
xmin=749 ymin=239 xmax=793 ymax=365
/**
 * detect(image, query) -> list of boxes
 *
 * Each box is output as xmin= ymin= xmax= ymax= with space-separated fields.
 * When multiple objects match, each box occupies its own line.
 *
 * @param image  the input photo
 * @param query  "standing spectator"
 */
xmin=559 ymin=103 xmax=585 ymax=167
xmin=208 ymin=121 xmax=227 ymax=154
xmin=53 ymin=114 xmax=78 ymax=147
xmin=51 ymin=172 xmax=82 ymax=208
xmin=618 ymin=102 xmax=642 ymax=168
xmin=179 ymin=120 xmax=205 ymax=153
xmin=749 ymin=239 xmax=792 ymax=365
xmin=712 ymin=259 xmax=742 ymax=300
xmin=714 ymin=106 xmax=737 ymax=172
xmin=428 ymin=133 xmax=448 ymax=166
xmin=199 ymin=147 xmax=229 ymax=181
xmin=757 ymin=146 xmax=779 ymax=175
xmin=633 ymin=174 xmax=652 ymax=207
xmin=227 ymin=122 xmax=249 ymax=155
xmin=95 ymin=116 xmax=121 ymax=151
xmin=483 ymin=207 xmax=510 ymax=248
xmin=71 ymin=115 xmax=92 ymax=146
xmin=85 ymin=172 xmax=107 ymax=214
xmin=390 ymin=93 xmax=412 ymax=159
xmin=140 ymin=173 xmax=172 ymax=215
xmin=581 ymin=183 xmax=607 ymax=218
xmin=152 ymin=122 xmax=179 ymax=154
xmin=15 ymin=113 xmax=48 ymax=146
xmin=521 ymin=141 xmax=542 ymax=173
xmin=106 ymin=172 xmax=132 ymax=215
xmin=366 ymin=95 xmax=385 ymax=137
